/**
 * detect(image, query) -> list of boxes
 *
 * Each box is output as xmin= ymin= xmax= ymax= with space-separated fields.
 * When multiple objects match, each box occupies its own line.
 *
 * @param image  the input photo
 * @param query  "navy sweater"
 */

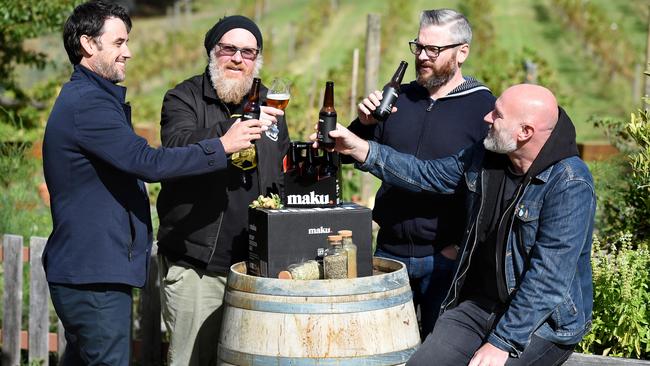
xmin=349 ymin=78 xmax=495 ymax=257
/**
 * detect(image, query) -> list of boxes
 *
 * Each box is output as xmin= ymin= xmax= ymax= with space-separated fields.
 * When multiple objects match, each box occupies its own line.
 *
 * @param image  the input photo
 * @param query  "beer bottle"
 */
xmin=318 ymin=151 xmax=338 ymax=180
xmin=372 ymin=61 xmax=408 ymax=121
xmin=288 ymin=141 xmax=301 ymax=173
xmin=303 ymin=147 xmax=319 ymax=180
xmin=242 ymin=77 xmax=262 ymax=121
xmin=317 ymin=81 xmax=337 ymax=148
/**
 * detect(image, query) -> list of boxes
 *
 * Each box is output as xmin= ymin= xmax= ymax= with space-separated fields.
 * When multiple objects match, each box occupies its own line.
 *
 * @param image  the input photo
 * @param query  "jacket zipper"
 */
xmin=498 ymin=180 xmax=532 ymax=297
xmin=494 ymin=183 xmax=525 ymax=301
xmin=443 ymin=169 xmax=487 ymax=311
xmin=205 ymin=100 xmax=232 ymax=266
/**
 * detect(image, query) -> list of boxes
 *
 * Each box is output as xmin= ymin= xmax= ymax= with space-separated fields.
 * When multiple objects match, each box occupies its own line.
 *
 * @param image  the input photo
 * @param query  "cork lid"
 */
xmin=278 ymin=270 xmax=292 ymax=280
xmin=338 ymin=230 xmax=352 ymax=237
xmin=327 ymin=235 xmax=343 ymax=244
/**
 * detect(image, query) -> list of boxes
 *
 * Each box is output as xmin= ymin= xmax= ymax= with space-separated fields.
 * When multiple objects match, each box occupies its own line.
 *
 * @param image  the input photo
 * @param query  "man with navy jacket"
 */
xmin=349 ymin=8 xmax=494 ymax=337
xmin=42 ymin=2 xmax=268 ymax=364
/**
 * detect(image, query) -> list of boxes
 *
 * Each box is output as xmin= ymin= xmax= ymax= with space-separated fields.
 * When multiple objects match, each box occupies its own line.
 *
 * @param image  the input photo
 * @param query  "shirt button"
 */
xmin=208 ymin=160 xmax=214 ymax=166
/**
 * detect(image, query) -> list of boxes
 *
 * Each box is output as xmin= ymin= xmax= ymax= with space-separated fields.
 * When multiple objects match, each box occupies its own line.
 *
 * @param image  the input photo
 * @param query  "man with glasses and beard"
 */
xmin=155 ymin=15 xmax=288 ymax=366
xmin=348 ymin=8 xmax=495 ymax=338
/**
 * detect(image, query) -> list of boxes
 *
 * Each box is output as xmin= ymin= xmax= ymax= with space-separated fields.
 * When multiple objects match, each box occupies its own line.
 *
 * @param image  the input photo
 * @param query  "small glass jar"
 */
xmin=287 ymin=260 xmax=322 ymax=280
xmin=323 ymin=235 xmax=348 ymax=279
xmin=338 ymin=230 xmax=357 ymax=278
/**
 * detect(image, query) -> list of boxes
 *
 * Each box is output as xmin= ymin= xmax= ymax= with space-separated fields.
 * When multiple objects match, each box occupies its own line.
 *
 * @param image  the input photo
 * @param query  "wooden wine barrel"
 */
xmin=218 ymin=257 xmax=420 ymax=365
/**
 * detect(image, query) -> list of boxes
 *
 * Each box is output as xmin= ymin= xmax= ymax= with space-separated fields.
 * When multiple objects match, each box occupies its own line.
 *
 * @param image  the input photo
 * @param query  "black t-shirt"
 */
xmin=460 ymin=165 xmax=524 ymax=308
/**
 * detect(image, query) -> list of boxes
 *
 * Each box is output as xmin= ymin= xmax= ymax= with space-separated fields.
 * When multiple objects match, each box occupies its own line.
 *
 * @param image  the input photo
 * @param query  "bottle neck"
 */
xmin=392 ymin=61 xmax=408 ymax=84
xmin=248 ymin=78 xmax=261 ymax=103
xmin=321 ymin=82 xmax=335 ymax=111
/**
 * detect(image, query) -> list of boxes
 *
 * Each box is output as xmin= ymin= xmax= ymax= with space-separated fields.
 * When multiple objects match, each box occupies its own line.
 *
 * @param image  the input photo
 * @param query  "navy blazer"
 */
xmin=42 ymin=65 xmax=227 ymax=287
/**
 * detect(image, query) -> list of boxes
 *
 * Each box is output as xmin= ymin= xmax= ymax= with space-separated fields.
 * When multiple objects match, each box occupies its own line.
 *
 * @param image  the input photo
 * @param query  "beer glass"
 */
xmin=265 ymin=78 xmax=290 ymax=140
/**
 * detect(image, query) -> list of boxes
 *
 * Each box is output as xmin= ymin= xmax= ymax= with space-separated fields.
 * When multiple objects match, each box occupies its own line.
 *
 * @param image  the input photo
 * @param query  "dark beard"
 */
xmin=416 ymin=55 xmax=457 ymax=90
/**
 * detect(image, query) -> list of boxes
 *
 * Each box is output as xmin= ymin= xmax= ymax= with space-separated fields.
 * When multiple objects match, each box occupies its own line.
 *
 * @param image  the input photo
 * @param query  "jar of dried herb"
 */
xmin=323 ymin=235 xmax=348 ymax=279
xmin=338 ymin=230 xmax=357 ymax=278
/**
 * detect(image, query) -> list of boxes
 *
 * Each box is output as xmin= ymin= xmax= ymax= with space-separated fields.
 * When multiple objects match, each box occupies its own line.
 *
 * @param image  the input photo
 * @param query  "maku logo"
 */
xmin=308 ymin=226 xmax=332 ymax=235
xmin=286 ymin=191 xmax=330 ymax=205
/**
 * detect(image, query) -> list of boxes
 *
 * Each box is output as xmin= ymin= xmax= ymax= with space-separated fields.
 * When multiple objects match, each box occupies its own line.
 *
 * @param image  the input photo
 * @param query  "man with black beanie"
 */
xmin=156 ymin=15 xmax=288 ymax=365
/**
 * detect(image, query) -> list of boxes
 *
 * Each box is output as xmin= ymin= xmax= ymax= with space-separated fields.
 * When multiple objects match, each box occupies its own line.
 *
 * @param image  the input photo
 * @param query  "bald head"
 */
xmin=483 ymin=84 xmax=561 ymax=172
xmin=501 ymin=84 xmax=558 ymax=132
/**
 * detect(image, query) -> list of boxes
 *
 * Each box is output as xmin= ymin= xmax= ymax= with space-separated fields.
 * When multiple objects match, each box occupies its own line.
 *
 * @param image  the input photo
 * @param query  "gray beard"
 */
xmin=208 ymin=53 xmax=263 ymax=104
xmin=483 ymin=128 xmax=517 ymax=154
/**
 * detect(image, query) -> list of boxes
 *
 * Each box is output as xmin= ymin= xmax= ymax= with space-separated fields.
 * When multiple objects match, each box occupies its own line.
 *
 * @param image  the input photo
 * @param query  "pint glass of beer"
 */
xmin=265 ymin=78 xmax=290 ymax=140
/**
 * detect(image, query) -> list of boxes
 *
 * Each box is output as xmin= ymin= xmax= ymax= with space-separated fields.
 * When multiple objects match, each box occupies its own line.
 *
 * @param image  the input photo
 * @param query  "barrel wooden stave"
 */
xmin=218 ymin=257 xmax=420 ymax=365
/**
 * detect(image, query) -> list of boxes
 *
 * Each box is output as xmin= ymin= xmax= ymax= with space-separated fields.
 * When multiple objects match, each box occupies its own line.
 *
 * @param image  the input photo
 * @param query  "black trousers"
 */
xmin=49 ymin=283 xmax=133 ymax=366
xmin=407 ymin=301 xmax=575 ymax=366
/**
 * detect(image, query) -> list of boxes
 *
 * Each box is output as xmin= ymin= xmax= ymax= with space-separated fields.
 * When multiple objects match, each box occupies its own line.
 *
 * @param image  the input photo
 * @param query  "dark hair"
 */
xmin=63 ymin=1 xmax=132 ymax=65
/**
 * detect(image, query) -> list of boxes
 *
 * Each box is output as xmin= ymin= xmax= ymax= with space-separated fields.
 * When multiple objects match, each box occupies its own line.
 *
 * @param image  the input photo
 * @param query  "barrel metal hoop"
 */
xmin=227 ymin=266 xmax=409 ymax=297
xmin=218 ymin=344 xmax=418 ymax=365
xmin=224 ymin=288 xmax=413 ymax=314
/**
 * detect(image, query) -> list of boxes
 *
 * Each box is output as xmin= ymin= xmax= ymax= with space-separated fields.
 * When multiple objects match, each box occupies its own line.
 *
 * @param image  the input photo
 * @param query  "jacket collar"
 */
xmin=74 ymin=64 xmax=127 ymax=103
xmin=439 ymin=76 xmax=491 ymax=99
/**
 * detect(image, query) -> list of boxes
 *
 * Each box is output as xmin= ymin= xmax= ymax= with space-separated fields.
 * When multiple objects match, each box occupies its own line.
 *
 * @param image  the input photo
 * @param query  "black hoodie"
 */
xmin=459 ymin=107 xmax=579 ymax=307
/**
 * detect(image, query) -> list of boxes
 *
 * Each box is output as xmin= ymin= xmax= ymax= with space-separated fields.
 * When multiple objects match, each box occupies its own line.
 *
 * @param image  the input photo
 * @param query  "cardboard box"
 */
xmin=248 ymin=203 xmax=373 ymax=278
xmin=283 ymin=143 xmax=340 ymax=208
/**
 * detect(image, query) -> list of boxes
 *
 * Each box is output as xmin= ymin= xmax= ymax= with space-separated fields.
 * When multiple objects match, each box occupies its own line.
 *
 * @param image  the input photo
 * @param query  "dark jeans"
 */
xmin=407 ymin=301 xmax=575 ymax=366
xmin=49 ymin=283 xmax=133 ymax=366
xmin=374 ymin=248 xmax=455 ymax=338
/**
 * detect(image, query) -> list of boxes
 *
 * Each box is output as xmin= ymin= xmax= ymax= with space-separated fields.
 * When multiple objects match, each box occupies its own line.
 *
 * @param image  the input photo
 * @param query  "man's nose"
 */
xmin=122 ymin=44 xmax=132 ymax=59
xmin=231 ymin=50 xmax=243 ymax=62
xmin=417 ymin=50 xmax=430 ymax=62
xmin=484 ymin=111 xmax=494 ymax=124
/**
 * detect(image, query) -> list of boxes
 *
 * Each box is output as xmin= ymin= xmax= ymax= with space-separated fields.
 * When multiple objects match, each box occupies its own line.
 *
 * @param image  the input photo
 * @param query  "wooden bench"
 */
xmin=565 ymin=353 xmax=650 ymax=365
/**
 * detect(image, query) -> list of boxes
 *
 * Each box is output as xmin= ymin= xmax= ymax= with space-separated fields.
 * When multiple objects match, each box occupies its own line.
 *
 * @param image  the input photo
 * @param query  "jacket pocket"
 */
xmin=512 ymin=200 xmax=541 ymax=254
xmin=548 ymin=294 xmax=584 ymax=337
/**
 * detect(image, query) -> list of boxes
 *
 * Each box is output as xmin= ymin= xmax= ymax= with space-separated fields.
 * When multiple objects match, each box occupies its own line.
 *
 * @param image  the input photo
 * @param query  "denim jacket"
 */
xmin=359 ymin=140 xmax=595 ymax=356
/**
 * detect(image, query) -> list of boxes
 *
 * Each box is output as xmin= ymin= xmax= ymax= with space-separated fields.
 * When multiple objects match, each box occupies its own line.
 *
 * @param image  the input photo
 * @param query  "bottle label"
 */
xmin=317 ymin=115 xmax=337 ymax=144
xmin=243 ymin=111 xmax=260 ymax=120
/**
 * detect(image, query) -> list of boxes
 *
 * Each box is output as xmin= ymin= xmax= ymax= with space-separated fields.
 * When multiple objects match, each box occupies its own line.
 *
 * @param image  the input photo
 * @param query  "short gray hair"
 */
xmin=419 ymin=9 xmax=472 ymax=45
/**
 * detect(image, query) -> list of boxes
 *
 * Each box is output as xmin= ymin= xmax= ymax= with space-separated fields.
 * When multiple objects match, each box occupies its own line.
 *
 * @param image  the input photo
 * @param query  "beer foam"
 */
xmin=267 ymin=93 xmax=290 ymax=100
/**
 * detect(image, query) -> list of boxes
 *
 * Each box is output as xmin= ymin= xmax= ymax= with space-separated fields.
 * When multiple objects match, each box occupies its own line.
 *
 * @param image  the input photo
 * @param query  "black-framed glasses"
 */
xmin=408 ymin=40 xmax=463 ymax=58
xmin=216 ymin=43 xmax=259 ymax=60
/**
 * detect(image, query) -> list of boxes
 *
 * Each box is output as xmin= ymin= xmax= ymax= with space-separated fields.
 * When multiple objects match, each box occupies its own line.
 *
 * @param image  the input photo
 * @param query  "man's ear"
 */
xmin=79 ymin=35 xmax=96 ymax=57
xmin=456 ymin=44 xmax=470 ymax=64
xmin=518 ymin=123 xmax=534 ymax=142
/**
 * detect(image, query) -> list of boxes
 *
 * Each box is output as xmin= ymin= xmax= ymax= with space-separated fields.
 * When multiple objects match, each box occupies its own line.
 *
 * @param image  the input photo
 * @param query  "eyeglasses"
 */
xmin=216 ymin=43 xmax=259 ymax=60
xmin=408 ymin=40 xmax=463 ymax=58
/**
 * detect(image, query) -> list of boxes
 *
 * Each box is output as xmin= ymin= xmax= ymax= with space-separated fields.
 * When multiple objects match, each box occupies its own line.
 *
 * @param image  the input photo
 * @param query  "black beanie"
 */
xmin=204 ymin=15 xmax=263 ymax=56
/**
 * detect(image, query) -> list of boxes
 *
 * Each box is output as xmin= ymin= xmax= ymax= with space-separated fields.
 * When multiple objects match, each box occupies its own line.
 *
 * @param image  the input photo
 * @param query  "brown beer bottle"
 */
xmin=242 ymin=77 xmax=262 ymax=121
xmin=318 ymin=151 xmax=338 ymax=180
xmin=304 ymin=147 xmax=319 ymax=180
xmin=317 ymin=81 xmax=337 ymax=148
xmin=288 ymin=141 xmax=301 ymax=173
xmin=372 ymin=61 xmax=408 ymax=121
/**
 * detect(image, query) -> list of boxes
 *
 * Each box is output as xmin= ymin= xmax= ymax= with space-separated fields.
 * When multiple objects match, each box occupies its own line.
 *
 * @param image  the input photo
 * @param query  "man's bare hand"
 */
xmin=309 ymin=124 xmax=370 ymax=163
xmin=468 ymin=343 xmax=509 ymax=366
xmin=260 ymin=106 xmax=284 ymax=123
xmin=357 ymin=90 xmax=397 ymax=125
xmin=220 ymin=118 xmax=270 ymax=154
